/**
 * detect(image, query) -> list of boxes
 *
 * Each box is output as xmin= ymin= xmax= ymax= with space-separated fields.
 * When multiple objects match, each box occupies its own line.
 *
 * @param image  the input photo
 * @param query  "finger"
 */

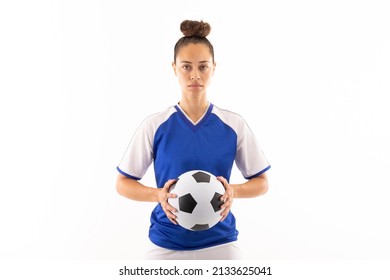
xmin=220 ymin=193 xmax=233 ymax=204
xmin=220 ymin=207 xmax=230 ymax=219
xmin=220 ymin=201 xmax=230 ymax=212
xmin=168 ymin=216 xmax=177 ymax=225
xmin=168 ymin=211 xmax=177 ymax=221
xmin=163 ymin=179 xmax=175 ymax=189
xmin=161 ymin=201 xmax=178 ymax=213
xmin=162 ymin=203 xmax=177 ymax=222
xmin=220 ymin=210 xmax=230 ymax=222
xmin=167 ymin=192 xmax=177 ymax=199
xmin=220 ymin=194 xmax=228 ymax=202
xmin=167 ymin=204 xmax=178 ymax=213
xmin=220 ymin=197 xmax=233 ymax=212
xmin=167 ymin=212 xmax=178 ymax=225
xmin=219 ymin=198 xmax=227 ymax=211
xmin=161 ymin=180 xmax=178 ymax=201
xmin=164 ymin=196 xmax=178 ymax=212
xmin=217 ymin=176 xmax=227 ymax=186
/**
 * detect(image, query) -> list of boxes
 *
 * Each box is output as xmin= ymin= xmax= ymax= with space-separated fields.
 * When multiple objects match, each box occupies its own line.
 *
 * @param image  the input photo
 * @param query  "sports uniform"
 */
xmin=117 ymin=102 xmax=270 ymax=251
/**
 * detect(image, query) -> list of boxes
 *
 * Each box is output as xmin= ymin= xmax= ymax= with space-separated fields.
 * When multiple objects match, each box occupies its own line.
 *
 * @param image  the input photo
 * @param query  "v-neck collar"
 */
xmin=174 ymin=103 xmax=214 ymax=132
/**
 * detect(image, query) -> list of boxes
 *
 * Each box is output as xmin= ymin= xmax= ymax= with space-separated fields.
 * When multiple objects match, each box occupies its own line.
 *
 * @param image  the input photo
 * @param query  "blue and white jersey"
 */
xmin=117 ymin=103 xmax=270 ymax=250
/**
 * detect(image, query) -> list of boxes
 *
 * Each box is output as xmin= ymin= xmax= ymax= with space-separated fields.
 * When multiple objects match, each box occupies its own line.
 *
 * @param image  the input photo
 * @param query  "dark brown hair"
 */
xmin=173 ymin=20 xmax=215 ymax=63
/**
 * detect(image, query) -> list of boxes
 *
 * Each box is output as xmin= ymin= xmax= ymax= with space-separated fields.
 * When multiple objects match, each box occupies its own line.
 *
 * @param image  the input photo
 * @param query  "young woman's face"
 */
xmin=172 ymin=43 xmax=216 ymax=96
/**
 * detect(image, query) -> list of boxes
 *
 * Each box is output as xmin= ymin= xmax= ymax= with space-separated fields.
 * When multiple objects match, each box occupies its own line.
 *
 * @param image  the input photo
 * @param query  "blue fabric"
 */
xmin=149 ymin=104 xmax=239 ymax=250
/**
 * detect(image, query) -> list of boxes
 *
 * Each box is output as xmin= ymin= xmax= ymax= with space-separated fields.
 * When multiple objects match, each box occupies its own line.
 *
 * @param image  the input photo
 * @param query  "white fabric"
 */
xmin=212 ymin=105 xmax=269 ymax=178
xmin=118 ymin=106 xmax=176 ymax=179
xmin=118 ymin=104 xmax=269 ymax=180
xmin=144 ymin=241 xmax=243 ymax=260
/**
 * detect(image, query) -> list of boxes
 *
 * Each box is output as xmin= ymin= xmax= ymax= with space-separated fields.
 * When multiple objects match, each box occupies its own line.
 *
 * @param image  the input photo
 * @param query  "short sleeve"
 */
xmin=116 ymin=106 xmax=177 ymax=180
xmin=117 ymin=119 xmax=154 ymax=180
xmin=235 ymin=118 xmax=270 ymax=179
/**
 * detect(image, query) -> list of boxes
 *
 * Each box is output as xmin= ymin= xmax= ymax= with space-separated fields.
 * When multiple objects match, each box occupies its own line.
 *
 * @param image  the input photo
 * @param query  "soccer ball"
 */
xmin=168 ymin=170 xmax=225 ymax=231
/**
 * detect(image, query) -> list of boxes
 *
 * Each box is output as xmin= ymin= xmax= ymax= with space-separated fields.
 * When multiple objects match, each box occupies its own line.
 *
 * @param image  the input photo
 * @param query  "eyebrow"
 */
xmin=180 ymin=60 xmax=211 ymax=64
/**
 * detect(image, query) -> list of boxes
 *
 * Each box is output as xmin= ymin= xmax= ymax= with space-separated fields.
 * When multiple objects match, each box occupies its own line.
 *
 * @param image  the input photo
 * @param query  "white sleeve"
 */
xmin=212 ymin=106 xmax=270 ymax=179
xmin=235 ymin=118 xmax=270 ymax=179
xmin=117 ymin=106 xmax=177 ymax=180
xmin=117 ymin=118 xmax=154 ymax=180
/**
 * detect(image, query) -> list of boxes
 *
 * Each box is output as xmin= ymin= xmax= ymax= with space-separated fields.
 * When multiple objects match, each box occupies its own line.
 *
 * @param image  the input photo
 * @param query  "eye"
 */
xmin=182 ymin=65 xmax=192 ymax=71
xmin=200 ymin=65 xmax=209 ymax=71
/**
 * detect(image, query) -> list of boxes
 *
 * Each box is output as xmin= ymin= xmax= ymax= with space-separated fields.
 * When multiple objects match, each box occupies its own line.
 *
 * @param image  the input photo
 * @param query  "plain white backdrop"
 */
xmin=1 ymin=0 xmax=390 ymax=261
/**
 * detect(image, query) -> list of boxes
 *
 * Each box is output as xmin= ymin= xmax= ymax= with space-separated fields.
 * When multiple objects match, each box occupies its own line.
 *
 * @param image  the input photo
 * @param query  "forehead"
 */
xmin=176 ymin=43 xmax=213 ymax=62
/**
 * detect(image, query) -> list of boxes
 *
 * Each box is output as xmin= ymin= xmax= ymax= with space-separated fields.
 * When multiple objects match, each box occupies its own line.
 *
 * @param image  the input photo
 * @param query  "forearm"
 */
xmin=116 ymin=175 xmax=159 ymax=202
xmin=231 ymin=174 xmax=269 ymax=198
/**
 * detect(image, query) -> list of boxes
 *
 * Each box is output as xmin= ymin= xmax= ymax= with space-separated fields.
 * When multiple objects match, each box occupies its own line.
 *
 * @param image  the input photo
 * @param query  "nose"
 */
xmin=190 ymin=69 xmax=200 ymax=80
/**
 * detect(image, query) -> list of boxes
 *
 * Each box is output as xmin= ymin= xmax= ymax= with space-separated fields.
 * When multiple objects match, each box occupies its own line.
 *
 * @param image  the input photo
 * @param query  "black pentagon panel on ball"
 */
xmin=179 ymin=193 xmax=197 ymax=213
xmin=191 ymin=224 xmax=210 ymax=231
xmin=192 ymin=171 xmax=211 ymax=183
xmin=210 ymin=192 xmax=223 ymax=212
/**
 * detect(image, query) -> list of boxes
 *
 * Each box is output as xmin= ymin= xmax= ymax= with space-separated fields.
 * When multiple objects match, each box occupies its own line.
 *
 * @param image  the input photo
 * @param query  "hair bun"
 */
xmin=180 ymin=20 xmax=211 ymax=37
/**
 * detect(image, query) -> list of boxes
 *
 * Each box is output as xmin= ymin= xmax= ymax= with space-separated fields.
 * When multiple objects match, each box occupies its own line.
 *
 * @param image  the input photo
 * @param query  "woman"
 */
xmin=116 ymin=20 xmax=270 ymax=260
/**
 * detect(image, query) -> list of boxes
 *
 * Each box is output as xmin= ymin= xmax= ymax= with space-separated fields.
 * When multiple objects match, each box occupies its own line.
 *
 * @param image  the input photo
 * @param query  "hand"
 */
xmin=217 ymin=176 xmax=234 ymax=222
xmin=158 ymin=179 xmax=178 ymax=225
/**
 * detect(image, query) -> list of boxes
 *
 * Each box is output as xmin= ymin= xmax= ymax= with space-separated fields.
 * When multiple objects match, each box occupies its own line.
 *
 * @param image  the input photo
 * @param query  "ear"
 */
xmin=172 ymin=61 xmax=177 ymax=76
xmin=212 ymin=61 xmax=216 ymax=75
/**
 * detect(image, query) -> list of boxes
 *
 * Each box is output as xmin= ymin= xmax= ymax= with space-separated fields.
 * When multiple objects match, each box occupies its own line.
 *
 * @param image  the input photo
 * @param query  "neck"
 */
xmin=179 ymin=98 xmax=209 ymax=123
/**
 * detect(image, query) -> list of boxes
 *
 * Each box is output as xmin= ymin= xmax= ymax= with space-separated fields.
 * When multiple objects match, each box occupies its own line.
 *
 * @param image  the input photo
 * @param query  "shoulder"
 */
xmin=140 ymin=106 xmax=178 ymax=130
xmin=211 ymin=104 xmax=246 ymax=127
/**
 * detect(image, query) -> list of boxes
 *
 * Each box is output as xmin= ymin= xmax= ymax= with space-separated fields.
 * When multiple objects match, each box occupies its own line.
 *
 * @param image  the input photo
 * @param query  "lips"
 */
xmin=188 ymin=84 xmax=202 ymax=87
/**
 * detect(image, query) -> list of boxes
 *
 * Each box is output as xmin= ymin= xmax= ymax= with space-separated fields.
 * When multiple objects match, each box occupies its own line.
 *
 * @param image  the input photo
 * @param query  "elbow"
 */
xmin=259 ymin=181 xmax=269 ymax=196
xmin=115 ymin=177 xmax=125 ymax=196
xmin=254 ymin=174 xmax=269 ymax=197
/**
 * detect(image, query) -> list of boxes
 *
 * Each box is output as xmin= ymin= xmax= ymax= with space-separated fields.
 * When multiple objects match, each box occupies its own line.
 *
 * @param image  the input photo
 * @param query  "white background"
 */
xmin=1 ymin=0 xmax=390 ymax=262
